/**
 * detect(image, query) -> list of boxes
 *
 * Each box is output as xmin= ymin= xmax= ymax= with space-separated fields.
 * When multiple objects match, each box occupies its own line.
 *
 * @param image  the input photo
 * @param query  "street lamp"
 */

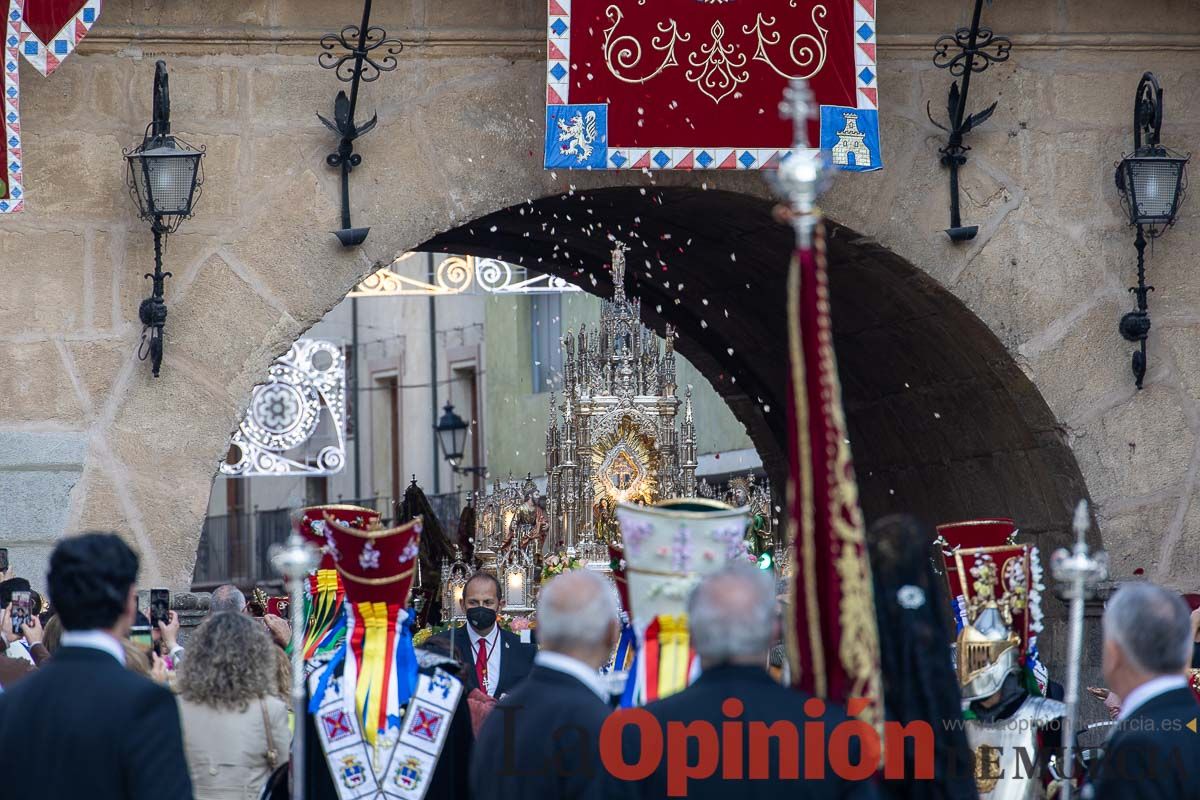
xmin=123 ymin=61 xmax=205 ymax=377
xmin=434 ymin=402 xmax=486 ymax=477
xmin=1114 ymin=72 xmax=1189 ymax=390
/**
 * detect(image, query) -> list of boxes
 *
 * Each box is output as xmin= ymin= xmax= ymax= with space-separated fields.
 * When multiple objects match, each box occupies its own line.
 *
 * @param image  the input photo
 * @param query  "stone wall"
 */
xmin=1 ymin=0 xmax=1199 ymax=601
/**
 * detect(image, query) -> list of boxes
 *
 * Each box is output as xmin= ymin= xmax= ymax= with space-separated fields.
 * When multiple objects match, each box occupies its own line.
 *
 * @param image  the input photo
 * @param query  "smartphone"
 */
xmin=150 ymin=588 xmax=170 ymax=630
xmin=129 ymin=625 xmax=153 ymax=649
xmin=0 ymin=548 xmax=8 ymax=573
xmin=9 ymin=590 xmax=30 ymax=638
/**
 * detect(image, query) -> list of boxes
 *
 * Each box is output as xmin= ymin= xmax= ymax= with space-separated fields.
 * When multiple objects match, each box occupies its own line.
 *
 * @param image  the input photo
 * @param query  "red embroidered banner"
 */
xmin=785 ymin=224 xmax=883 ymax=730
xmin=545 ymin=0 xmax=881 ymax=170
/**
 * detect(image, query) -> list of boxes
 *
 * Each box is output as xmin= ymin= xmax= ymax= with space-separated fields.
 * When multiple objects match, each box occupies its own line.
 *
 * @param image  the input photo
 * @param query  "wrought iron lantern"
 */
xmin=1114 ymin=72 xmax=1189 ymax=389
xmin=434 ymin=403 xmax=487 ymax=476
xmin=434 ymin=402 xmax=468 ymax=466
xmin=123 ymin=61 xmax=205 ymax=377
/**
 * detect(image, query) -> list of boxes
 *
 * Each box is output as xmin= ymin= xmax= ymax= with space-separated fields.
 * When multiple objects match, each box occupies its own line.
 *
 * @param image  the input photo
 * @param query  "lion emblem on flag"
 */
xmin=557 ymin=110 xmax=598 ymax=163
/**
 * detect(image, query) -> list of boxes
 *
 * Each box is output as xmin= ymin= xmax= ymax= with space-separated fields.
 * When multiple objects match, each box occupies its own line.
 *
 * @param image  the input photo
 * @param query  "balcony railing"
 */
xmin=193 ymin=493 xmax=466 ymax=590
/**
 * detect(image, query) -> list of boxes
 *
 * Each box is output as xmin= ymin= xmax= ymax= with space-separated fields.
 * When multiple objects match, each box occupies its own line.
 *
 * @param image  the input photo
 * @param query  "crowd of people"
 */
xmin=0 ymin=518 xmax=1199 ymax=799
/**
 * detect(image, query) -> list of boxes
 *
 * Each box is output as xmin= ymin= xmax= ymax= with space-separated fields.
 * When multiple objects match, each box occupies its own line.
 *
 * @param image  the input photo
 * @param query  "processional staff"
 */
xmin=1050 ymin=500 xmax=1108 ymax=800
xmin=770 ymin=79 xmax=885 ymax=737
xmin=270 ymin=534 xmax=321 ymax=800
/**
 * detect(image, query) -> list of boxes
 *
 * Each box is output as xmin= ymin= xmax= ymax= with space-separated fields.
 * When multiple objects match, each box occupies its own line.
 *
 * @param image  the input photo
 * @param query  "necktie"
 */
xmin=476 ymin=637 xmax=489 ymax=695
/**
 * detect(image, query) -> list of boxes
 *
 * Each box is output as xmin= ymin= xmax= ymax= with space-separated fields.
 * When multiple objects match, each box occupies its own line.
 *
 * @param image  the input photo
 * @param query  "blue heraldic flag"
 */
xmin=545 ymin=104 xmax=608 ymax=169
xmin=819 ymin=106 xmax=883 ymax=173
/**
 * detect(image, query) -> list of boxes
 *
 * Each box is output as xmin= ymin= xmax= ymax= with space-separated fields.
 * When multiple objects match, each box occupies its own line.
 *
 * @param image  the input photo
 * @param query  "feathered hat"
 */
xmin=293 ymin=504 xmax=382 ymax=659
xmin=615 ymin=498 xmax=751 ymax=705
xmin=308 ymin=513 xmax=423 ymax=746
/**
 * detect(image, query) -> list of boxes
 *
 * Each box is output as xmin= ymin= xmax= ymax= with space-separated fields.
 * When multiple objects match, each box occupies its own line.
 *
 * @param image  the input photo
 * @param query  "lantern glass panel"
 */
xmin=1123 ymin=155 xmax=1187 ymax=224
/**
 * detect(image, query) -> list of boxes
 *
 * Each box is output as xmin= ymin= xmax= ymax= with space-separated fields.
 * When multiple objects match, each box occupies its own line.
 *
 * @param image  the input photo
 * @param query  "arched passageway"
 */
xmin=423 ymin=186 xmax=1093 ymax=550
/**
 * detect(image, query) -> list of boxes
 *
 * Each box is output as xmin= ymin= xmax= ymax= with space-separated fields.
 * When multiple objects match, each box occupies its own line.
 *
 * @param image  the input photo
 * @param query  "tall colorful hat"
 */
xmin=292 ymin=504 xmax=382 ymax=659
xmin=935 ymin=518 xmax=1047 ymax=701
xmin=310 ymin=514 xmax=423 ymax=746
xmin=615 ymin=498 xmax=751 ymax=705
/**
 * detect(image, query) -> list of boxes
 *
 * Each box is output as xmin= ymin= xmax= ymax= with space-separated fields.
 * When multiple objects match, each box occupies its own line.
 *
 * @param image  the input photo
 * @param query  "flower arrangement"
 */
xmin=541 ymin=551 xmax=584 ymax=581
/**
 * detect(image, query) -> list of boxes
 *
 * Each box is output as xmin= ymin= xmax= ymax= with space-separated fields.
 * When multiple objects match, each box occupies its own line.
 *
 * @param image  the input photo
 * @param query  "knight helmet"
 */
xmin=936 ymin=519 xmax=1047 ymax=702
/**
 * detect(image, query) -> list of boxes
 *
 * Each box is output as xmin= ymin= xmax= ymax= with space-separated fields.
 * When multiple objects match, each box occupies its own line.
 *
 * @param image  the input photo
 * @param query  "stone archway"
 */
xmin=421 ymin=186 xmax=1093 ymax=552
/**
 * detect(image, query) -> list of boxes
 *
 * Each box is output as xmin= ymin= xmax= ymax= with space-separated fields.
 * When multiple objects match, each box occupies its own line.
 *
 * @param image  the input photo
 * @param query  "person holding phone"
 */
xmin=0 ymin=602 xmax=48 ymax=689
xmin=0 ymin=532 xmax=193 ymax=800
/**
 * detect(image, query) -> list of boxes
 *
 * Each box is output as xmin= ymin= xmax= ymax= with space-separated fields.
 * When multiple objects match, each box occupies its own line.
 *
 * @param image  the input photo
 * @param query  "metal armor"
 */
xmin=967 ymin=695 xmax=1066 ymax=800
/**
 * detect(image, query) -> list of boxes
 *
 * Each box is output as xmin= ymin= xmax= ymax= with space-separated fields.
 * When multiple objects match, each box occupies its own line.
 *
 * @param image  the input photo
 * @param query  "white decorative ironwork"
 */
xmin=349 ymin=253 xmax=583 ymax=298
xmin=220 ymin=340 xmax=347 ymax=477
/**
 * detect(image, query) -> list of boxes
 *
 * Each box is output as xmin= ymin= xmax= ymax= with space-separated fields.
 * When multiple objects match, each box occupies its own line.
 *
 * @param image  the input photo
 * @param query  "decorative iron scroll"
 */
xmin=546 ymin=0 xmax=881 ymax=171
xmin=221 ymin=340 xmax=347 ymax=477
xmin=349 ymin=254 xmax=583 ymax=298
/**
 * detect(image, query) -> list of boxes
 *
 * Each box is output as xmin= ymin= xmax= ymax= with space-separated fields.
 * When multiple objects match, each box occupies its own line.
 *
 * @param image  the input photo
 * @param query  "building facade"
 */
xmin=1 ymin=1 xmax=1198 ymax=684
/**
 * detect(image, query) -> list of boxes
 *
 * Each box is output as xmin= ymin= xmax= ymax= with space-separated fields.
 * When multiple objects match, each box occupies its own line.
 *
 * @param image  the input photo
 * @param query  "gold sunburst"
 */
xmin=591 ymin=416 xmax=658 ymax=507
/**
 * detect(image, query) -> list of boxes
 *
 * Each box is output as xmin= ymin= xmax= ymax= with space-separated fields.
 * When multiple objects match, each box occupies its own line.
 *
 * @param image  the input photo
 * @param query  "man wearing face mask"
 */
xmin=434 ymin=572 xmax=537 ymax=697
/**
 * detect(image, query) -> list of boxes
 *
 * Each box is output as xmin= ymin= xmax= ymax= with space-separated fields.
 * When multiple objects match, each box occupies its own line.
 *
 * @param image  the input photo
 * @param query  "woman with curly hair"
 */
xmin=176 ymin=612 xmax=290 ymax=800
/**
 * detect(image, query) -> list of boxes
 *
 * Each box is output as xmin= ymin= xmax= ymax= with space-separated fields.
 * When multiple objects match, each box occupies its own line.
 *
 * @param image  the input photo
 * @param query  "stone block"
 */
xmin=1097 ymin=499 xmax=1178 ymax=581
xmin=0 ymin=342 xmax=86 ymax=425
xmin=166 ymin=253 xmax=303 ymax=403
xmin=1158 ymin=497 xmax=1200 ymax=589
xmin=3 ymin=545 xmax=56 ymax=592
xmin=1063 ymin=0 xmax=1200 ymax=35
xmin=18 ymin=56 xmax=91 ymax=129
xmin=249 ymin=65 xmax=344 ymax=131
xmin=88 ymin=232 xmax=119 ymax=333
xmin=1022 ymin=299 xmax=1130 ymax=425
xmin=72 ymin=463 xmax=134 ymax=536
xmin=426 ymin=0 xmax=530 ymax=29
xmin=64 ymin=339 xmax=132 ymax=418
xmin=1071 ymin=384 xmax=1195 ymax=505
xmin=0 ymin=432 xmax=87 ymax=469
xmin=222 ymin=170 xmax=363 ymax=326
xmin=17 ymin=130 xmax=127 ymax=220
xmin=100 ymin=0 xmax=271 ymax=29
xmin=122 ymin=470 xmax=215 ymax=588
xmin=265 ymin=0 xmax=418 ymax=30
xmin=955 ymin=213 xmax=1122 ymax=348
xmin=109 ymin=358 xmax=242 ymax=488
xmin=0 ymin=230 xmax=86 ymax=335
xmin=0 ymin=471 xmax=83 ymax=542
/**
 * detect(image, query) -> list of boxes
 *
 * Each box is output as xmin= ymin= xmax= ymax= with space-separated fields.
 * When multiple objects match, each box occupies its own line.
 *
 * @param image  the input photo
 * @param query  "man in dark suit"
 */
xmin=619 ymin=563 xmax=877 ymax=800
xmin=0 ymin=532 xmax=193 ymax=800
xmin=433 ymin=571 xmax=536 ymax=698
xmin=471 ymin=568 xmax=623 ymax=800
xmin=1089 ymin=582 xmax=1200 ymax=800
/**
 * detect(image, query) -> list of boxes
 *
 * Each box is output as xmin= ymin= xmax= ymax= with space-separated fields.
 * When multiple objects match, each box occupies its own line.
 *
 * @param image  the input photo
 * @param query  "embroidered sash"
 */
xmin=310 ymin=663 xmax=464 ymax=800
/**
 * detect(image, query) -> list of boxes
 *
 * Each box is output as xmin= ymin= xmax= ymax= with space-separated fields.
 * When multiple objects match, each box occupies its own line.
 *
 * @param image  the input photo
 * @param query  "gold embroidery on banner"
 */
xmin=813 ymin=226 xmax=883 ymax=738
xmin=685 ymin=21 xmax=749 ymax=104
xmin=602 ymin=4 xmax=829 ymax=104
xmin=603 ymin=6 xmax=689 ymax=85
xmin=743 ymin=8 xmax=829 ymax=81
xmin=786 ymin=239 xmax=825 ymax=698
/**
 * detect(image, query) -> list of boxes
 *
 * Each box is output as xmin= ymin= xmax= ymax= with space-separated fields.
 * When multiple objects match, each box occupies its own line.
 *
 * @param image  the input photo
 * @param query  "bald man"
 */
xmin=470 ymin=569 xmax=622 ymax=800
xmin=620 ymin=563 xmax=878 ymax=800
